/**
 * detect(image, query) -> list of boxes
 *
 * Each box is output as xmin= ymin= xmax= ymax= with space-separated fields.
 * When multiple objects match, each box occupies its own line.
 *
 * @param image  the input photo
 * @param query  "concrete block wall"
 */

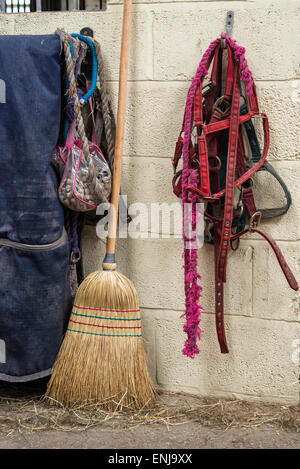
xmin=1 ymin=0 xmax=299 ymax=404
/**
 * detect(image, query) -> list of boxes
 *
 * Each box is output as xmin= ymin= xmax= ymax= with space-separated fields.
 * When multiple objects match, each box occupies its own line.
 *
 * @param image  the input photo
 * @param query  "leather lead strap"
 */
xmin=214 ymin=223 xmax=229 ymax=353
xmin=213 ymin=59 xmax=241 ymax=352
xmin=217 ymin=61 xmax=241 ymax=283
xmin=230 ymin=228 xmax=299 ymax=292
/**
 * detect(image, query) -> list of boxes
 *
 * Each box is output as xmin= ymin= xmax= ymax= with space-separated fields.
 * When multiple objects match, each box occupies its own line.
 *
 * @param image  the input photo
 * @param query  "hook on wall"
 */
xmin=80 ymin=27 xmax=94 ymax=38
xmin=79 ymin=27 xmax=95 ymax=82
xmin=221 ymin=11 xmax=234 ymax=48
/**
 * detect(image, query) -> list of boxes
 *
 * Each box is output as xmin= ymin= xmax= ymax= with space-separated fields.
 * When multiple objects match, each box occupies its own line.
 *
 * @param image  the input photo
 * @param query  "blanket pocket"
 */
xmin=0 ymin=230 xmax=72 ymax=382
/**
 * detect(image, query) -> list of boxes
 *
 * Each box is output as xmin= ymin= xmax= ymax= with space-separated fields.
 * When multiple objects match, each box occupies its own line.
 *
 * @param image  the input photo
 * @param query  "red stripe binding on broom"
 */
xmin=73 ymin=303 xmax=140 ymax=313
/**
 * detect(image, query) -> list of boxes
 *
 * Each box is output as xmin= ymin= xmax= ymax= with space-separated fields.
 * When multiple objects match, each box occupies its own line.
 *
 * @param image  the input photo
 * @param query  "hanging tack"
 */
xmin=221 ymin=10 xmax=234 ymax=48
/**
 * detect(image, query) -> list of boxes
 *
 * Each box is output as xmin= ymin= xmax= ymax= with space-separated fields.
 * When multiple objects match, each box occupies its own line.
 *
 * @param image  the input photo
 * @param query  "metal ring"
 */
xmin=70 ymin=251 xmax=81 ymax=264
xmin=230 ymin=238 xmax=240 ymax=251
xmin=238 ymin=203 xmax=244 ymax=218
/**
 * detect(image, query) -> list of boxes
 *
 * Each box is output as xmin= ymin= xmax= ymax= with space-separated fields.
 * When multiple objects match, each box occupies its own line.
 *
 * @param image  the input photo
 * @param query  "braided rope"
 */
xmin=66 ymin=41 xmax=88 ymax=122
xmin=181 ymin=38 xmax=220 ymax=358
xmin=56 ymin=30 xmax=114 ymax=170
xmin=227 ymin=37 xmax=254 ymax=95
xmin=63 ymin=34 xmax=91 ymax=163
xmin=93 ymin=39 xmax=115 ymax=170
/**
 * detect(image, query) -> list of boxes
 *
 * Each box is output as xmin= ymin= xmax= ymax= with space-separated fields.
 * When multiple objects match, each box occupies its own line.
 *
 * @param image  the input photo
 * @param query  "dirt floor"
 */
xmin=0 ymin=379 xmax=299 ymax=449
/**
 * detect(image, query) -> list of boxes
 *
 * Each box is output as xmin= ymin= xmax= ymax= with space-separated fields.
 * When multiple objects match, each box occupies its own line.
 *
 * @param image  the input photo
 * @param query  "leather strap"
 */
xmin=185 ymin=113 xmax=270 ymax=199
xmin=241 ymin=111 xmax=292 ymax=219
xmin=207 ymin=47 xmax=231 ymax=353
xmin=197 ymin=135 xmax=211 ymax=196
xmin=194 ymin=83 xmax=203 ymax=126
xmin=214 ymin=221 xmax=229 ymax=353
xmin=217 ymin=61 xmax=241 ymax=282
xmin=75 ymin=213 xmax=85 ymax=285
xmin=258 ymin=161 xmax=292 ymax=219
xmin=231 ymin=227 xmax=298 ymax=291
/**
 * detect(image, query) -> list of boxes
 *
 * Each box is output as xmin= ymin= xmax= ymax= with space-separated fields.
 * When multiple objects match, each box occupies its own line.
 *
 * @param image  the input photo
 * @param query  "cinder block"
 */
xmin=108 ymin=79 xmax=300 ymax=162
xmin=255 ymin=82 xmax=300 ymax=161
xmin=247 ymin=161 xmax=300 ymax=241
xmin=82 ymin=228 xmax=253 ymax=316
xmin=122 ymin=156 xmax=182 ymax=236
xmin=252 ymin=241 xmax=299 ymax=321
xmin=0 ymin=14 xmax=15 ymax=34
xmin=109 ymin=81 xmax=189 ymax=158
xmin=140 ymin=308 xmax=157 ymax=385
xmin=153 ymin=1 xmax=300 ymax=81
xmin=13 ymin=7 xmax=153 ymax=80
xmin=122 ymin=157 xmax=177 ymax=205
xmin=155 ymin=310 xmax=300 ymax=404
xmin=82 ymin=229 xmax=185 ymax=310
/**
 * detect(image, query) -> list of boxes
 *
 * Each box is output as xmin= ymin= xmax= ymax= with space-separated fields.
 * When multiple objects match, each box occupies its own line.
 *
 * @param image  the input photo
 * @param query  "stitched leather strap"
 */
xmin=185 ymin=113 xmax=270 ymax=199
xmin=231 ymin=228 xmax=298 ymax=291
xmin=214 ymin=221 xmax=229 ymax=353
xmin=258 ymin=161 xmax=292 ymax=219
xmin=216 ymin=61 xmax=241 ymax=282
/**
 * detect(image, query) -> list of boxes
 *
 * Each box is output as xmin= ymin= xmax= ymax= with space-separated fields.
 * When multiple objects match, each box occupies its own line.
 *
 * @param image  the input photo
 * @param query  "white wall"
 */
xmin=1 ymin=0 xmax=299 ymax=404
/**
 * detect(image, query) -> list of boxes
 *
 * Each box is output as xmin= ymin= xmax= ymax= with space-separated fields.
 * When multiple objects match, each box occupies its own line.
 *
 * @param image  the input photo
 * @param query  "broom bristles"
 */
xmin=46 ymin=270 xmax=156 ymax=411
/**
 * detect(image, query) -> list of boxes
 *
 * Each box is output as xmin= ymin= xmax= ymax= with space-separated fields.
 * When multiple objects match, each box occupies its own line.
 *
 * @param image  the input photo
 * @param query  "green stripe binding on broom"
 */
xmin=45 ymin=0 xmax=156 ymax=411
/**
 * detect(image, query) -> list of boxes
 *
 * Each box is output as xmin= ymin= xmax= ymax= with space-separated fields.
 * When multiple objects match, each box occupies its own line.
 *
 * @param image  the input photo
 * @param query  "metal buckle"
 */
xmin=248 ymin=211 xmax=262 ymax=232
xmin=191 ymin=155 xmax=200 ymax=168
xmin=212 ymin=96 xmax=231 ymax=116
xmin=215 ymin=156 xmax=222 ymax=170
xmin=202 ymin=81 xmax=214 ymax=97
xmin=251 ymin=114 xmax=266 ymax=119
xmin=202 ymin=195 xmax=219 ymax=201
xmin=237 ymin=201 xmax=244 ymax=218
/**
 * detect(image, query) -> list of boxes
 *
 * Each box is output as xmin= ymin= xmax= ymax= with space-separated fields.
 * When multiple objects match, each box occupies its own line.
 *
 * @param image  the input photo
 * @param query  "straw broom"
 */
xmin=46 ymin=0 xmax=156 ymax=410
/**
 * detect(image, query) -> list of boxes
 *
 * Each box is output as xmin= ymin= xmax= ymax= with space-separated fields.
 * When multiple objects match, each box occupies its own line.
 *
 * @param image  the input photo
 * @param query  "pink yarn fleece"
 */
xmin=181 ymin=37 xmax=254 ymax=358
xmin=227 ymin=37 xmax=254 ymax=95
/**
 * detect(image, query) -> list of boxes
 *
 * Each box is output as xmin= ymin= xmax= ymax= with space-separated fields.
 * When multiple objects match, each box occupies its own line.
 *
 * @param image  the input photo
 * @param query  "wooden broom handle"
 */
xmin=106 ymin=0 xmax=132 ymax=255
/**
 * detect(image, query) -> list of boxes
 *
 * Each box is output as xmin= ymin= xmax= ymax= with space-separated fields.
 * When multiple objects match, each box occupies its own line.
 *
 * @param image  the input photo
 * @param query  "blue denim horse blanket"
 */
xmin=0 ymin=35 xmax=71 ymax=381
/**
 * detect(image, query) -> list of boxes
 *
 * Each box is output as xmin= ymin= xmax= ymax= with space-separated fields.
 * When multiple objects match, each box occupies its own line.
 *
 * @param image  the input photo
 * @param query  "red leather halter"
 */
xmin=172 ymin=36 xmax=298 ymax=357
